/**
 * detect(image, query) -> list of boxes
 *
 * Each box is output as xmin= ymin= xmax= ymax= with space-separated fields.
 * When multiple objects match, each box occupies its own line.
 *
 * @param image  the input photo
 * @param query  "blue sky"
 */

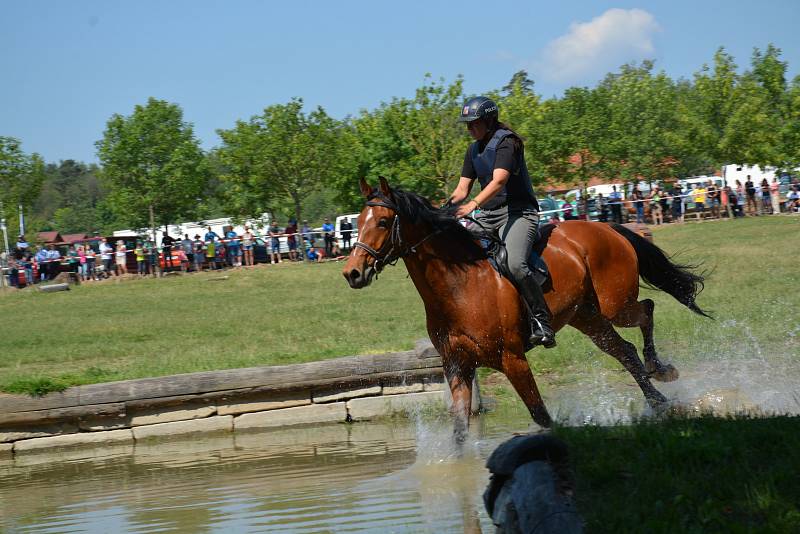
xmin=2 ymin=1 xmax=799 ymax=163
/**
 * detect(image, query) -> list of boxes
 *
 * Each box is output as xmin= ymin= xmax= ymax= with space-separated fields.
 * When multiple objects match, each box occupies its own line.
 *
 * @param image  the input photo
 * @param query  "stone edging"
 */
xmin=0 ymin=340 xmax=477 ymax=459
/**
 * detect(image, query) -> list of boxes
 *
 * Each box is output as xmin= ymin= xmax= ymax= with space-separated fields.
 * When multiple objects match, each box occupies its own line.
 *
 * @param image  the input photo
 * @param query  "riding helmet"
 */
xmin=458 ymin=96 xmax=498 ymax=123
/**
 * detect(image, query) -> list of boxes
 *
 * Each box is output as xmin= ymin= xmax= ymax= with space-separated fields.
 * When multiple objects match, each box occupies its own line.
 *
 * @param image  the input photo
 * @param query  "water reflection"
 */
xmin=0 ymin=418 xmax=525 ymax=533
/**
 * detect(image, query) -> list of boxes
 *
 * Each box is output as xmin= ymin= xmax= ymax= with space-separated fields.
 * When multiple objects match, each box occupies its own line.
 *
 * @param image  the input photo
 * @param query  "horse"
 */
xmin=343 ymin=177 xmax=709 ymax=439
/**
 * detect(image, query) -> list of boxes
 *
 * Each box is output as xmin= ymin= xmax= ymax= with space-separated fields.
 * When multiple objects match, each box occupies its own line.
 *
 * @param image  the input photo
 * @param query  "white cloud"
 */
xmin=534 ymin=8 xmax=660 ymax=84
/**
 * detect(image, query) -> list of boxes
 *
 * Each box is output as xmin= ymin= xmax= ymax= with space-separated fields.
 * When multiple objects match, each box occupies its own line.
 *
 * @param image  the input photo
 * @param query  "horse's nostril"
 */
xmin=348 ymin=269 xmax=361 ymax=283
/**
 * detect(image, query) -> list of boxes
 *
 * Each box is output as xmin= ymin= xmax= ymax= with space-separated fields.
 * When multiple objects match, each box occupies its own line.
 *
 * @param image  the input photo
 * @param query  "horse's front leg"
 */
xmin=444 ymin=365 xmax=474 ymax=443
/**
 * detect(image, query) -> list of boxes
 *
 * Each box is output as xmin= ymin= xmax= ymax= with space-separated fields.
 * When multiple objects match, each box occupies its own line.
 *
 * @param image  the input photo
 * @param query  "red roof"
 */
xmin=37 ymin=231 xmax=63 ymax=244
xmin=62 ymin=233 xmax=89 ymax=244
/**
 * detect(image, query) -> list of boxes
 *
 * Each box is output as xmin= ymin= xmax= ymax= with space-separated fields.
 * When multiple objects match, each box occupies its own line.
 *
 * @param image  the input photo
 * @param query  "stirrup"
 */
xmin=529 ymin=317 xmax=557 ymax=349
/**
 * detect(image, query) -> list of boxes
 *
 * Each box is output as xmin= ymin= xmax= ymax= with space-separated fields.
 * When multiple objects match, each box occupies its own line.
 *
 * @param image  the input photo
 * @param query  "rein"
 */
xmin=352 ymin=191 xmax=442 ymax=275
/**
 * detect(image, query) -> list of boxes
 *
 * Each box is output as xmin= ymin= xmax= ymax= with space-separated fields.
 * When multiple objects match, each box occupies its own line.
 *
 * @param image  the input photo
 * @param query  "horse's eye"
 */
xmin=377 ymin=218 xmax=389 ymax=228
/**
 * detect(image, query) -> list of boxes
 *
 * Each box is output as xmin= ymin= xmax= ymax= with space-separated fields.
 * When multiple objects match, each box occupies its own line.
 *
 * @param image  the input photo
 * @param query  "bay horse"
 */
xmin=343 ymin=177 xmax=708 ymax=438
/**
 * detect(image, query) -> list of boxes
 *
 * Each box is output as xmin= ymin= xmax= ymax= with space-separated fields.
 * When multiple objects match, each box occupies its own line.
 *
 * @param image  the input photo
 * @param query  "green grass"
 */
xmin=553 ymin=414 xmax=800 ymax=533
xmin=1 ymin=216 xmax=798 ymax=395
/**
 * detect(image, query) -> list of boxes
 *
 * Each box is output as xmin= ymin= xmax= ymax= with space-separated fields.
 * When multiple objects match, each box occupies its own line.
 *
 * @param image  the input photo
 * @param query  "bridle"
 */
xmin=352 ymin=191 xmax=441 ymax=275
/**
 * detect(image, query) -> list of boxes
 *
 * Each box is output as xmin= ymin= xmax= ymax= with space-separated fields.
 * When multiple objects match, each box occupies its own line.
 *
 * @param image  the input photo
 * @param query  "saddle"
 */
xmin=479 ymin=223 xmax=555 ymax=289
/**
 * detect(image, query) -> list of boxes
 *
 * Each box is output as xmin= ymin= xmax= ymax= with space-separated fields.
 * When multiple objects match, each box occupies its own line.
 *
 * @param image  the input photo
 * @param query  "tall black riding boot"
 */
xmin=517 ymin=274 xmax=556 ymax=349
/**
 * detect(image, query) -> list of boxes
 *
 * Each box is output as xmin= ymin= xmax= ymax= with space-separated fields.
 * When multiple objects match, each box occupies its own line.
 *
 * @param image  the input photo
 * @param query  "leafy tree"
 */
xmin=95 ymin=97 xmax=209 ymax=237
xmin=33 ymin=160 xmax=105 ymax=232
xmin=782 ymin=75 xmax=800 ymax=170
xmin=691 ymin=48 xmax=742 ymax=171
xmin=216 ymin=98 xmax=344 ymax=229
xmin=0 ymin=136 xmax=45 ymax=237
xmin=530 ymin=87 xmax=611 ymax=188
xmin=502 ymin=70 xmax=535 ymax=94
xmin=351 ymin=75 xmax=466 ymax=200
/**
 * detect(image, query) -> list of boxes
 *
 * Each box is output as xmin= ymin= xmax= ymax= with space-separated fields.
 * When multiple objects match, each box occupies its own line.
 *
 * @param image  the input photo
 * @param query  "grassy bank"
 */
xmin=553 ymin=415 xmax=800 ymax=533
xmin=1 ymin=216 xmax=798 ymax=395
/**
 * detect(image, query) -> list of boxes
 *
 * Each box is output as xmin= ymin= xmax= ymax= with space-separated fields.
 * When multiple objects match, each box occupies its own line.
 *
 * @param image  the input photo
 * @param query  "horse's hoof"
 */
xmin=646 ymin=361 xmax=680 ymax=382
xmin=645 ymin=390 xmax=669 ymax=410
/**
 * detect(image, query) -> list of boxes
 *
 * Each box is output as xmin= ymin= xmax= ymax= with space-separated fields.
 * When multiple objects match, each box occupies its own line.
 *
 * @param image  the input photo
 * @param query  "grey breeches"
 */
xmin=468 ymin=206 xmax=540 ymax=284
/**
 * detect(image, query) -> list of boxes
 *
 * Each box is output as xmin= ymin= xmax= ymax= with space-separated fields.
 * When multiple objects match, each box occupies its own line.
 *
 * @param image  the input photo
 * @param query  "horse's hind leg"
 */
xmin=445 ymin=366 xmax=474 ymax=443
xmin=611 ymin=298 xmax=678 ymax=382
xmin=500 ymin=352 xmax=553 ymax=428
xmin=572 ymin=313 xmax=668 ymax=407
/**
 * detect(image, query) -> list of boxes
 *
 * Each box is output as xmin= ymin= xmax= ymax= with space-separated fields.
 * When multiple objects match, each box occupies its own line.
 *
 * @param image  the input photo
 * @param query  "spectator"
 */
xmin=301 ymin=220 xmax=313 ymax=247
xmin=241 ymin=226 xmax=255 ymax=267
xmin=225 ymin=228 xmax=241 ymax=267
xmin=16 ymin=235 xmax=29 ymax=251
xmin=597 ymin=193 xmax=608 ymax=223
xmin=134 ymin=240 xmax=146 ymax=277
xmin=77 ymin=244 xmax=87 ymax=281
xmin=707 ymin=181 xmax=720 ymax=219
xmin=340 ymin=217 xmax=354 ymax=252
xmin=181 ymin=234 xmax=194 ymax=267
xmin=161 ymin=231 xmax=175 ymax=274
xmin=670 ymin=183 xmax=683 ymax=224
xmin=115 ymin=240 xmax=128 ymax=275
xmin=721 ymin=183 xmax=734 ymax=219
xmin=205 ymin=232 xmax=217 ymax=269
xmin=193 ymin=234 xmax=205 ymax=272
xmin=760 ymin=179 xmax=771 ymax=214
xmin=204 ymin=226 xmax=219 ymax=245
xmin=34 ymin=246 xmax=48 ymax=281
xmin=609 ymin=186 xmax=623 ymax=224
xmin=145 ymin=239 xmax=157 ymax=277
xmin=786 ymin=185 xmax=800 ymax=213
xmin=98 ymin=238 xmax=113 ymax=277
xmin=770 ymin=177 xmax=781 ymax=214
xmin=20 ymin=250 xmax=33 ymax=285
xmin=649 ymin=186 xmax=663 ymax=225
xmin=7 ymin=251 xmax=19 ymax=288
xmin=744 ymin=175 xmax=758 ymax=215
xmin=307 ymin=246 xmax=322 ymax=262
xmin=632 ymin=185 xmax=644 ymax=223
xmin=85 ymin=243 xmax=97 ymax=280
xmin=47 ymin=244 xmax=61 ymax=280
xmin=286 ymin=219 xmax=298 ymax=261
xmin=268 ymin=220 xmax=282 ymax=264
xmin=735 ymin=180 xmax=745 ymax=217
xmin=561 ymin=197 xmax=576 ymax=221
xmin=215 ymin=240 xmax=226 ymax=270
xmin=176 ymin=248 xmax=189 ymax=272
xmin=693 ymin=184 xmax=707 ymax=220
xmin=67 ymin=245 xmax=79 ymax=276
xmin=322 ymin=217 xmax=335 ymax=257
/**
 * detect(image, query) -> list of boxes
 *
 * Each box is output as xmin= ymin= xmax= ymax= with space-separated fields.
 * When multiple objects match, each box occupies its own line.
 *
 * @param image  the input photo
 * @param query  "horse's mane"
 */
xmin=381 ymin=187 xmax=486 ymax=261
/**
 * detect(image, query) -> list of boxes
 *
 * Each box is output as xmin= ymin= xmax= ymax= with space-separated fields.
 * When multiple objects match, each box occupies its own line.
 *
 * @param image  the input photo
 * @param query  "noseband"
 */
xmin=352 ymin=191 xmax=440 ymax=275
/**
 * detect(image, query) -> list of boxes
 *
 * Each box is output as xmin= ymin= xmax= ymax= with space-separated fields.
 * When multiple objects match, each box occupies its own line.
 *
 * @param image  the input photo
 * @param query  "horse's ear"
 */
xmin=378 ymin=176 xmax=391 ymax=197
xmin=359 ymin=177 xmax=371 ymax=198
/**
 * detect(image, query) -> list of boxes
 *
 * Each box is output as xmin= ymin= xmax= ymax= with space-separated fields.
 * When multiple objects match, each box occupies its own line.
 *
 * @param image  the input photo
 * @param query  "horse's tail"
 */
xmin=611 ymin=224 xmax=711 ymax=318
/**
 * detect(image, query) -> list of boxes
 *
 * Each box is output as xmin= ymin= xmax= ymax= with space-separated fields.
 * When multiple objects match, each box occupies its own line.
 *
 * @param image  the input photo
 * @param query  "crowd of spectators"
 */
xmin=1 ymin=219 xmax=355 ymax=288
xmin=548 ymin=174 xmax=800 ymax=225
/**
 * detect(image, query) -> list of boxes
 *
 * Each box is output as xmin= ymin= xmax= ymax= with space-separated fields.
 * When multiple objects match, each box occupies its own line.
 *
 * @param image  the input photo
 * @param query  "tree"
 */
xmin=95 ymin=98 xmax=209 ymax=237
xmin=782 ymin=75 xmax=800 ymax=170
xmin=502 ymin=70 xmax=535 ymax=94
xmin=530 ymin=87 xmax=612 ymax=188
xmin=216 ymin=98 xmax=344 ymax=230
xmin=0 ymin=137 xmax=45 ymax=238
xmin=351 ymin=75 xmax=467 ymax=200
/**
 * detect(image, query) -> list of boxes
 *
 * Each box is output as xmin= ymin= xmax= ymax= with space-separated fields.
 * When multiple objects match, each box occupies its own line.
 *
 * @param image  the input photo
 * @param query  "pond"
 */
xmin=1 ymin=355 xmax=797 ymax=533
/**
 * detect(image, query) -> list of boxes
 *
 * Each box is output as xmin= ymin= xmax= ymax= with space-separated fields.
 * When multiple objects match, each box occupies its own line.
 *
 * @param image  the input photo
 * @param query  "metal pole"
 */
xmin=18 ymin=204 xmax=24 ymax=235
xmin=0 ymin=216 xmax=7 ymax=289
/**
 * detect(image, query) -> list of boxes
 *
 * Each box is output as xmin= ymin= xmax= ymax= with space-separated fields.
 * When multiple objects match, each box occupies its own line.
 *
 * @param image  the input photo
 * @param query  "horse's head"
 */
xmin=343 ymin=176 xmax=401 ymax=289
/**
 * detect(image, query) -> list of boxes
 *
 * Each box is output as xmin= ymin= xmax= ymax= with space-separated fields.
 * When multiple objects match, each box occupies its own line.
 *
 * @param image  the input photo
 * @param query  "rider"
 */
xmin=448 ymin=96 xmax=556 ymax=348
